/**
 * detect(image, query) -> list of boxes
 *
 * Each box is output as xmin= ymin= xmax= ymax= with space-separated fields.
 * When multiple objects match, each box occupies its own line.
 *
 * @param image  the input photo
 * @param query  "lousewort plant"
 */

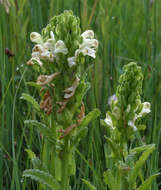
xmin=82 ymin=63 xmax=160 ymax=190
xmin=21 ymin=11 xmax=100 ymax=190
xmin=101 ymin=62 xmax=160 ymax=190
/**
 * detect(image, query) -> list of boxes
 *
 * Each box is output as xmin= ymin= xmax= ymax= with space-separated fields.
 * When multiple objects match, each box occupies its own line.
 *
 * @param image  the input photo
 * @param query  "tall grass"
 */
xmin=0 ymin=0 xmax=160 ymax=189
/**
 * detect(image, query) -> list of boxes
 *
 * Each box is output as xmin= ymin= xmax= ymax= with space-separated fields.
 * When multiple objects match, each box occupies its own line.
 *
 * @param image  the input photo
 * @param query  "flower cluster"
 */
xmin=27 ymin=11 xmax=98 ymax=69
xmin=68 ymin=30 xmax=98 ymax=67
xmin=105 ymin=95 xmax=151 ymax=131
xmin=104 ymin=62 xmax=151 ymax=141
xmin=27 ymin=31 xmax=68 ymax=66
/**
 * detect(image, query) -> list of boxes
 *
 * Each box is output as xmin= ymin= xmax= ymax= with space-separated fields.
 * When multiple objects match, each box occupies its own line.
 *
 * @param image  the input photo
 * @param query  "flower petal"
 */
xmin=67 ymin=57 xmax=76 ymax=67
xmin=80 ymin=39 xmax=98 ymax=49
xmin=30 ymin=32 xmax=43 ymax=44
xmin=76 ymin=47 xmax=96 ymax=58
xmin=137 ymin=102 xmax=151 ymax=118
xmin=108 ymin=94 xmax=117 ymax=106
xmin=27 ymin=58 xmax=43 ymax=66
xmin=32 ymin=44 xmax=44 ymax=53
xmin=81 ymin=30 xmax=94 ymax=39
xmin=128 ymin=120 xmax=137 ymax=131
xmin=104 ymin=113 xmax=114 ymax=129
xmin=54 ymin=40 xmax=68 ymax=54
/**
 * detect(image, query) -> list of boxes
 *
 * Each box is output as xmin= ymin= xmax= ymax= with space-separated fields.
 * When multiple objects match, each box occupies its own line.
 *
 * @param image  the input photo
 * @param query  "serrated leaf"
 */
xmin=103 ymin=170 xmax=117 ymax=190
xmin=137 ymin=173 xmax=160 ymax=190
xmin=129 ymin=144 xmax=155 ymax=188
xmin=82 ymin=179 xmax=97 ymax=190
xmin=20 ymin=93 xmax=40 ymax=111
xmin=24 ymin=120 xmax=56 ymax=142
xmin=23 ymin=169 xmax=60 ymax=190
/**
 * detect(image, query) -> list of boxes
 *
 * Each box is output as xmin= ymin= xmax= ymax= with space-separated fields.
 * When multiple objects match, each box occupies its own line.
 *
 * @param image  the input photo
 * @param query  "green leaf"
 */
xmin=69 ymin=152 xmax=76 ymax=176
xmin=78 ymin=108 xmax=100 ymax=128
xmin=82 ymin=179 xmax=97 ymax=190
xmin=137 ymin=173 xmax=160 ymax=190
xmin=72 ymin=109 xmax=100 ymax=145
xmin=104 ymin=136 xmax=121 ymax=159
xmin=55 ymin=155 xmax=61 ymax=181
xmin=72 ymin=127 xmax=88 ymax=145
xmin=103 ymin=170 xmax=117 ymax=190
xmin=25 ymin=149 xmax=36 ymax=159
xmin=20 ymin=93 xmax=40 ymax=111
xmin=130 ymin=144 xmax=154 ymax=154
xmin=129 ymin=144 xmax=155 ymax=188
xmin=72 ymin=81 xmax=90 ymax=113
xmin=100 ymin=119 xmax=108 ymax=127
xmin=25 ymin=149 xmax=48 ymax=172
xmin=26 ymin=82 xmax=41 ymax=90
xmin=23 ymin=169 xmax=60 ymax=190
xmin=24 ymin=120 xmax=56 ymax=143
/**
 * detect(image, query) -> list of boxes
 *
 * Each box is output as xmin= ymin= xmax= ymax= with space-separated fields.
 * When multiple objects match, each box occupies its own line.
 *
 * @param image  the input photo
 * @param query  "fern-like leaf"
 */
xmin=20 ymin=93 xmax=40 ymax=111
xmin=23 ymin=169 xmax=60 ymax=190
xmin=24 ymin=120 xmax=55 ymax=142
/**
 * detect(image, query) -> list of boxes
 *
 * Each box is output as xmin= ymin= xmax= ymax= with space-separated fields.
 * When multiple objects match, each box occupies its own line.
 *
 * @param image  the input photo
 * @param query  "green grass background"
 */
xmin=0 ymin=0 xmax=161 ymax=189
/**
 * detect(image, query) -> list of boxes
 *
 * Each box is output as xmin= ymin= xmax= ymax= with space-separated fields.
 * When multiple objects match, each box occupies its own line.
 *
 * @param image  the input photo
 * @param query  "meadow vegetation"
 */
xmin=0 ymin=0 xmax=161 ymax=189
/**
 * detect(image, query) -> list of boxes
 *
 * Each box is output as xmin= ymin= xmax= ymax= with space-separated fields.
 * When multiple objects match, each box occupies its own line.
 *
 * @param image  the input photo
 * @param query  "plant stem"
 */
xmin=61 ymin=138 xmax=70 ymax=190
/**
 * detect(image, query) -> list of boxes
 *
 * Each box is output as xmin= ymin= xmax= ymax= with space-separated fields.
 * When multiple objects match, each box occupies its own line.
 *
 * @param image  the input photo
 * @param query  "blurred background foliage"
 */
xmin=0 ymin=0 xmax=160 ymax=189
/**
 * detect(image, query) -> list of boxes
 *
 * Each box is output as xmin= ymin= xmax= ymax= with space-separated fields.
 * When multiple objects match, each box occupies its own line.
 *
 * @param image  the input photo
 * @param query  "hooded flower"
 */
xmin=54 ymin=40 xmax=68 ymax=55
xmin=137 ymin=102 xmax=151 ymax=118
xmin=27 ymin=31 xmax=68 ymax=66
xmin=127 ymin=102 xmax=151 ymax=131
xmin=104 ymin=113 xmax=114 ymax=129
xmin=75 ymin=30 xmax=98 ymax=58
xmin=30 ymin=32 xmax=43 ymax=44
